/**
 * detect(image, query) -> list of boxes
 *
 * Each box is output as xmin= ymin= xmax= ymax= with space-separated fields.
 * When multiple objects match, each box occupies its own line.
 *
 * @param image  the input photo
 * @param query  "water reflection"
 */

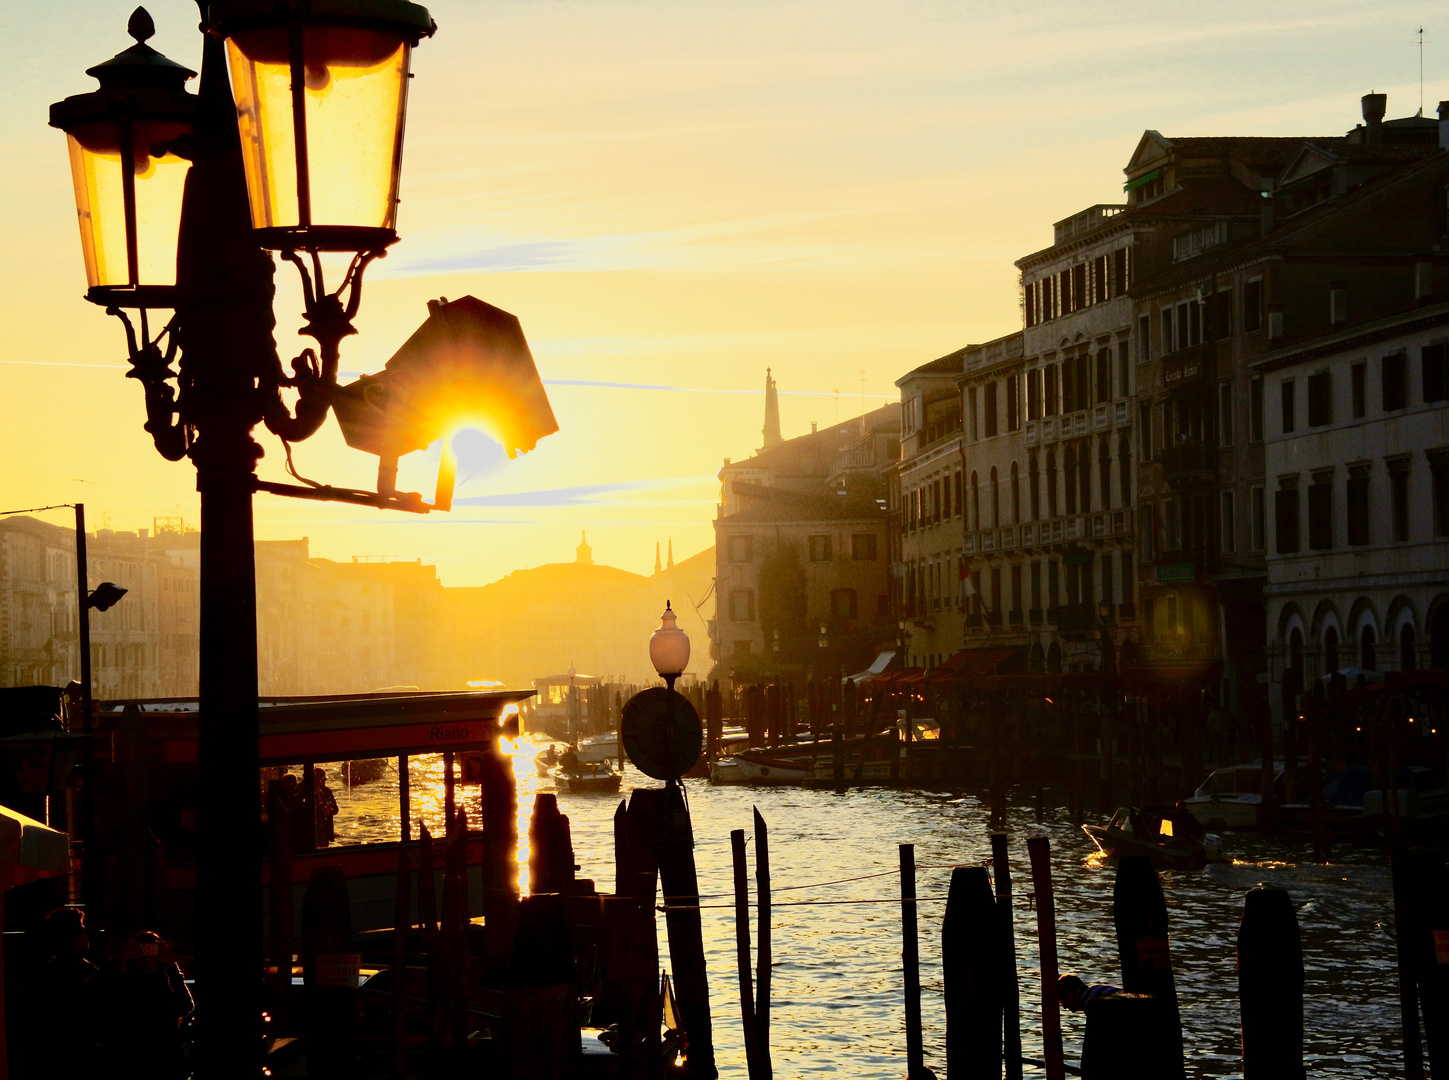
xmin=327 ymin=737 xmax=1402 ymax=1079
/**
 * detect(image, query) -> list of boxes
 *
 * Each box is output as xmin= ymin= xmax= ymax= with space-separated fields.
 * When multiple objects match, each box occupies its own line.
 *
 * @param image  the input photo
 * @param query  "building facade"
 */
xmin=1258 ymin=300 xmax=1449 ymax=720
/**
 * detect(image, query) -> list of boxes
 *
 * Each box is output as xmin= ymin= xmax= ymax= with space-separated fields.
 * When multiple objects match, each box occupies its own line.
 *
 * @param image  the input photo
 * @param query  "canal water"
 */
xmin=327 ymin=736 xmax=1404 ymax=1079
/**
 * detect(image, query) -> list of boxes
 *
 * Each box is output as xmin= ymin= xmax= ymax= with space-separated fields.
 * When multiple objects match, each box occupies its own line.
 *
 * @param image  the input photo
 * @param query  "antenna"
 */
xmin=1420 ymin=26 xmax=1426 ymax=117
xmin=858 ymin=369 xmax=867 ymax=433
xmin=833 ymin=386 xmax=840 ymax=426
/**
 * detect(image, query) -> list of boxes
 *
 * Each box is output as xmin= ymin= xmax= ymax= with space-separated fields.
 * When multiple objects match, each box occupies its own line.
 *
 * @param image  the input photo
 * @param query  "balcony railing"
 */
xmin=1159 ymin=440 xmax=1216 ymax=485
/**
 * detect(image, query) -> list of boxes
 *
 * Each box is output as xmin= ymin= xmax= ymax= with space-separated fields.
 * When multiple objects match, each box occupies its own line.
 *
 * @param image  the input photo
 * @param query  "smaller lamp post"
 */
xmin=649 ymin=601 xmax=691 ymax=692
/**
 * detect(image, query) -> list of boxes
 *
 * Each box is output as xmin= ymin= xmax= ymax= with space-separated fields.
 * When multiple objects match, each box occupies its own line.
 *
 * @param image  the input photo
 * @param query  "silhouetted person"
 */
xmin=314 ymin=769 xmax=339 ymax=847
xmin=1058 ymin=973 xmax=1122 ymax=1012
xmin=34 ymin=906 xmax=99 ymax=1079
xmin=89 ymin=930 xmax=193 ymax=1079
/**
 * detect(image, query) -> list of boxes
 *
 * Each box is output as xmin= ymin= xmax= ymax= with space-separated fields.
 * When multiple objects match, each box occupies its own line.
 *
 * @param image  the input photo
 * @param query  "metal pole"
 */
xmin=74 ymin=503 xmax=95 ymax=910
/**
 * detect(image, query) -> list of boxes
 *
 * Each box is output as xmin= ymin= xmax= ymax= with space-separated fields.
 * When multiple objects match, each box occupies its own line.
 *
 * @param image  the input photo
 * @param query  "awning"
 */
xmin=926 ymin=646 xmax=1023 ymax=683
xmin=843 ymin=650 xmax=896 ymax=686
xmin=0 ymin=805 xmax=68 ymax=891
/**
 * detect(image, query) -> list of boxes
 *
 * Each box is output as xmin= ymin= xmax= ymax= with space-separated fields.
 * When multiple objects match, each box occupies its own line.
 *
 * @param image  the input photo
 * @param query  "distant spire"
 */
xmin=576 ymin=530 xmax=593 ymax=565
xmin=654 ymin=541 xmax=662 ymax=575
xmin=761 ymin=367 xmax=782 ymax=449
xmin=667 ymin=538 xmax=674 ymax=569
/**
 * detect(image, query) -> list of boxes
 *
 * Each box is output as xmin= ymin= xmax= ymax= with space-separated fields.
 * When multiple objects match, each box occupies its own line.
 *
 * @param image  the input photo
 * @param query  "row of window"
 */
xmin=726 ymin=533 xmax=879 ymax=563
xmin=969 ymin=345 xmax=1134 ymax=439
xmin=1139 ymin=488 xmax=1265 ymax=560
xmin=726 ymin=587 xmax=875 ymax=622
xmin=1023 ymin=247 xmax=1131 ymax=326
xmin=1274 ymin=451 xmax=1449 ymax=554
xmin=1276 ymin=344 xmax=1449 ymax=434
xmin=961 ymin=436 xmax=1135 ymax=529
xmin=954 ymin=549 xmax=1137 ymax=617
xmin=904 ymin=472 xmax=962 ymax=531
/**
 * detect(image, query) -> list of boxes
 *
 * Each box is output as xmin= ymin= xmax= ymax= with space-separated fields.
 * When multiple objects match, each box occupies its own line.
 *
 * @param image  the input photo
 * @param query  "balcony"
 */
xmin=1052 ymin=602 xmax=1097 ymax=634
xmin=1159 ymin=440 xmax=1216 ymax=487
xmin=1052 ymin=203 xmax=1127 ymax=245
xmin=1136 ymin=639 xmax=1221 ymax=664
xmin=1162 ymin=342 xmax=1216 ymax=390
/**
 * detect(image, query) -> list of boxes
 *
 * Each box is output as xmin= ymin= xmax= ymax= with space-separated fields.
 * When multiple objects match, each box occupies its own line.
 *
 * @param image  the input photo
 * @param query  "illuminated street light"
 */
xmin=649 ymin=600 xmax=691 ymax=691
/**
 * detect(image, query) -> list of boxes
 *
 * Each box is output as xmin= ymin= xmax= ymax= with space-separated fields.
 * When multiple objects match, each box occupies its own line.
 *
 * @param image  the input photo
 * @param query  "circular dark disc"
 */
xmin=620 ymin=687 xmax=702 ymax=781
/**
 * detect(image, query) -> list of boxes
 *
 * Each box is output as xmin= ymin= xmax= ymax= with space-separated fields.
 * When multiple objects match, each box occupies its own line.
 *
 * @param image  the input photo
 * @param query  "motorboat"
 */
xmin=550 ymin=760 xmax=622 ymax=794
xmin=708 ymin=749 xmax=812 ymax=785
xmin=1082 ymin=807 xmax=1223 ymax=871
xmin=1184 ymin=760 xmax=1285 ymax=829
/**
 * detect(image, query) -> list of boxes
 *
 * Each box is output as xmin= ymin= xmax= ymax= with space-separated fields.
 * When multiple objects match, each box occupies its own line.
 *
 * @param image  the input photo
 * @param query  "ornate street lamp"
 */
xmin=45 ymin=5 xmax=435 ymax=1076
xmin=49 ymin=8 xmax=197 ymax=312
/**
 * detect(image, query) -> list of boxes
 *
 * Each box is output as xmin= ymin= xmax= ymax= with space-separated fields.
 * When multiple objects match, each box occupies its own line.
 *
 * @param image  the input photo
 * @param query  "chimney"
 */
xmin=1438 ymin=101 xmax=1449 ymax=150
xmin=1362 ymin=92 xmax=1387 ymax=144
xmin=811 ymin=421 xmax=818 ymax=434
xmin=1329 ymin=281 xmax=1348 ymax=326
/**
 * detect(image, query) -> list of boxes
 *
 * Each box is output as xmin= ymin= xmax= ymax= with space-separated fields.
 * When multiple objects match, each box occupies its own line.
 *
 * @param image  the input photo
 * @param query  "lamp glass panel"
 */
xmin=64 ymin=120 xmax=190 ymax=289
xmin=227 ymin=26 xmax=410 ymax=233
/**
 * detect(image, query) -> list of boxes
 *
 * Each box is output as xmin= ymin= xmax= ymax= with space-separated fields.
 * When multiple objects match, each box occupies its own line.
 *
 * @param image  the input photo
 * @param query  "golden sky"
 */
xmin=1 ymin=0 xmax=1438 ymax=584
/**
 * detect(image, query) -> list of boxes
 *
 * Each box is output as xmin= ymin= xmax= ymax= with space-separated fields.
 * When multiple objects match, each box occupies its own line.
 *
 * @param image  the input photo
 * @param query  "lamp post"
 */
xmin=49 ymin=4 xmax=434 ymax=1076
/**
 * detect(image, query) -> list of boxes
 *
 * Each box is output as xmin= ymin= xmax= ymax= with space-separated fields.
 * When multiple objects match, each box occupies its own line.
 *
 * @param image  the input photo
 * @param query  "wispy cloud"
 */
xmin=453 ymin=474 xmax=716 ymax=508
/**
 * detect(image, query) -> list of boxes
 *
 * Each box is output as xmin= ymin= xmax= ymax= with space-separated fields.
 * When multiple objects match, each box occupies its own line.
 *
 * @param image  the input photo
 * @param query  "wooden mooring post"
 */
xmin=660 ymin=781 xmax=717 ymax=1079
xmin=898 ymin=844 xmax=926 ymax=1078
xmin=992 ymin=833 xmax=1023 ymax=1080
xmin=391 ymin=844 xmax=410 ymax=1079
xmin=1026 ymin=837 xmax=1066 ymax=1080
xmin=1112 ymin=855 xmax=1184 ymax=1079
xmin=730 ymin=828 xmax=762 ymax=1080
xmin=1237 ymin=885 xmax=1305 ymax=1079
xmin=1391 ymin=846 xmax=1448 ymax=1078
xmin=941 ymin=863 xmax=999 ymax=1079
xmin=753 ymin=808 xmax=773 ymax=1079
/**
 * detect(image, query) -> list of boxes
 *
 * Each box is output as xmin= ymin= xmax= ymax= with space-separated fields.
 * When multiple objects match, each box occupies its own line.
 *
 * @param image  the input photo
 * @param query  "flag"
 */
xmin=958 ymin=560 xmax=976 ymax=600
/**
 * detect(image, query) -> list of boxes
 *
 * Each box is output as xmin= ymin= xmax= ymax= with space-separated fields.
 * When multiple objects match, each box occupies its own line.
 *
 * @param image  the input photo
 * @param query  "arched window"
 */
xmin=1029 ymin=452 xmax=1040 ymax=522
xmin=1324 ymin=626 xmax=1340 ymax=674
xmin=1047 ymin=641 xmax=1063 ymax=675
xmin=1360 ymin=625 xmax=1377 ymax=671
xmin=1046 ymin=450 xmax=1058 ymax=518
xmin=1011 ymin=462 xmax=1021 ymax=524
xmin=1400 ymin=623 xmax=1416 ymax=671
xmin=1079 ymin=440 xmax=1093 ymax=513
xmin=1433 ymin=604 xmax=1449 ymax=669
xmin=990 ymin=466 xmax=1000 ymax=528
xmin=970 ymin=471 xmax=980 ymax=531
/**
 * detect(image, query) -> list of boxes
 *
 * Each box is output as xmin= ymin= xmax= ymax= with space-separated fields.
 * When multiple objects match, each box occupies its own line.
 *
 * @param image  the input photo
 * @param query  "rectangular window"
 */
xmin=1102 ymin=554 xmax=1115 ymax=606
xmin=1062 ymin=361 xmax=1075 ymax=415
xmin=1024 ymin=283 xmax=1037 ymax=328
xmin=1243 ymin=278 xmax=1263 ymax=333
xmin=1163 ymin=498 xmax=1181 ymax=552
xmin=1352 ymin=362 xmax=1366 ymax=418
xmin=1011 ymin=563 xmax=1023 ymax=612
xmin=984 ymin=381 xmax=998 ymax=437
xmin=1030 ymin=561 xmax=1041 ymax=611
xmin=1117 ymin=341 xmax=1130 ymax=399
xmin=1188 ymin=300 xmax=1202 ymax=346
xmin=1076 ymin=354 xmax=1091 ymax=412
xmin=1308 ymin=473 xmax=1333 ymax=550
xmin=1045 ymin=366 xmax=1059 ymax=417
xmin=1138 ymin=402 xmax=1154 ymax=462
xmin=1280 ymin=379 xmax=1296 ymax=434
xmin=1115 ymin=248 xmax=1129 ymax=293
xmin=1423 ymin=343 xmax=1448 ymax=403
xmin=728 ymin=535 xmax=754 ymax=563
xmin=1006 ymin=373 xmax=1020 ymax=431
xmin=1218 ymin=383 xmax=1234 ymax=446
xmin=1250 ymin=485 xmax=1266 ymax=551
xmin=1347 ymin=465 xmax=1370 ymax=546
xmin=1250 ymin=376 xmax=1264 ymax=441
xmin=1096 ymin=349 xmax=1111 ymax=404
xmin=809 ymin=534 xmax=833 ymax=561
xmin=1431 ymin=450 xmax=1449 ymax=537
xmin=1275 ymin=479 xmax=1300 ymax=554
xmin=1308 ymin=371 xmax=1332 ymax=427
xmin=1026 ymin=369 xmax=1041 ymax=421
xmin=1041 ymin=277 xmax=1054 ymax=320
xmin=851 ymin=533 xmax=877 ymax=560
xmin=1161 ymin=307 xmax=1174 ymax=354
xmin=1389 ymin=458 xmax=1411 ymax=541
xmin=953 ymin=472 xmax=963 ymax=517
xmin=830 ymin=588 xmax=858 ymax=618
xmin=729 ymin=589 xmax=755 ymax=621
xmin=1072 ymin=264 xmax=1087 ymax=310
xmin=1221 ymin=489 xmax=1236 ymax=554
xmin=1138 ymin=314 xmax=1151 ymax=363
xmin=968 ymin=386 xmax=978 ymax=441
xmin=1383 ymin=352 xmax=1408 ymax=411
xmin=1048 ymin=560 xmax=1059 ymax=607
